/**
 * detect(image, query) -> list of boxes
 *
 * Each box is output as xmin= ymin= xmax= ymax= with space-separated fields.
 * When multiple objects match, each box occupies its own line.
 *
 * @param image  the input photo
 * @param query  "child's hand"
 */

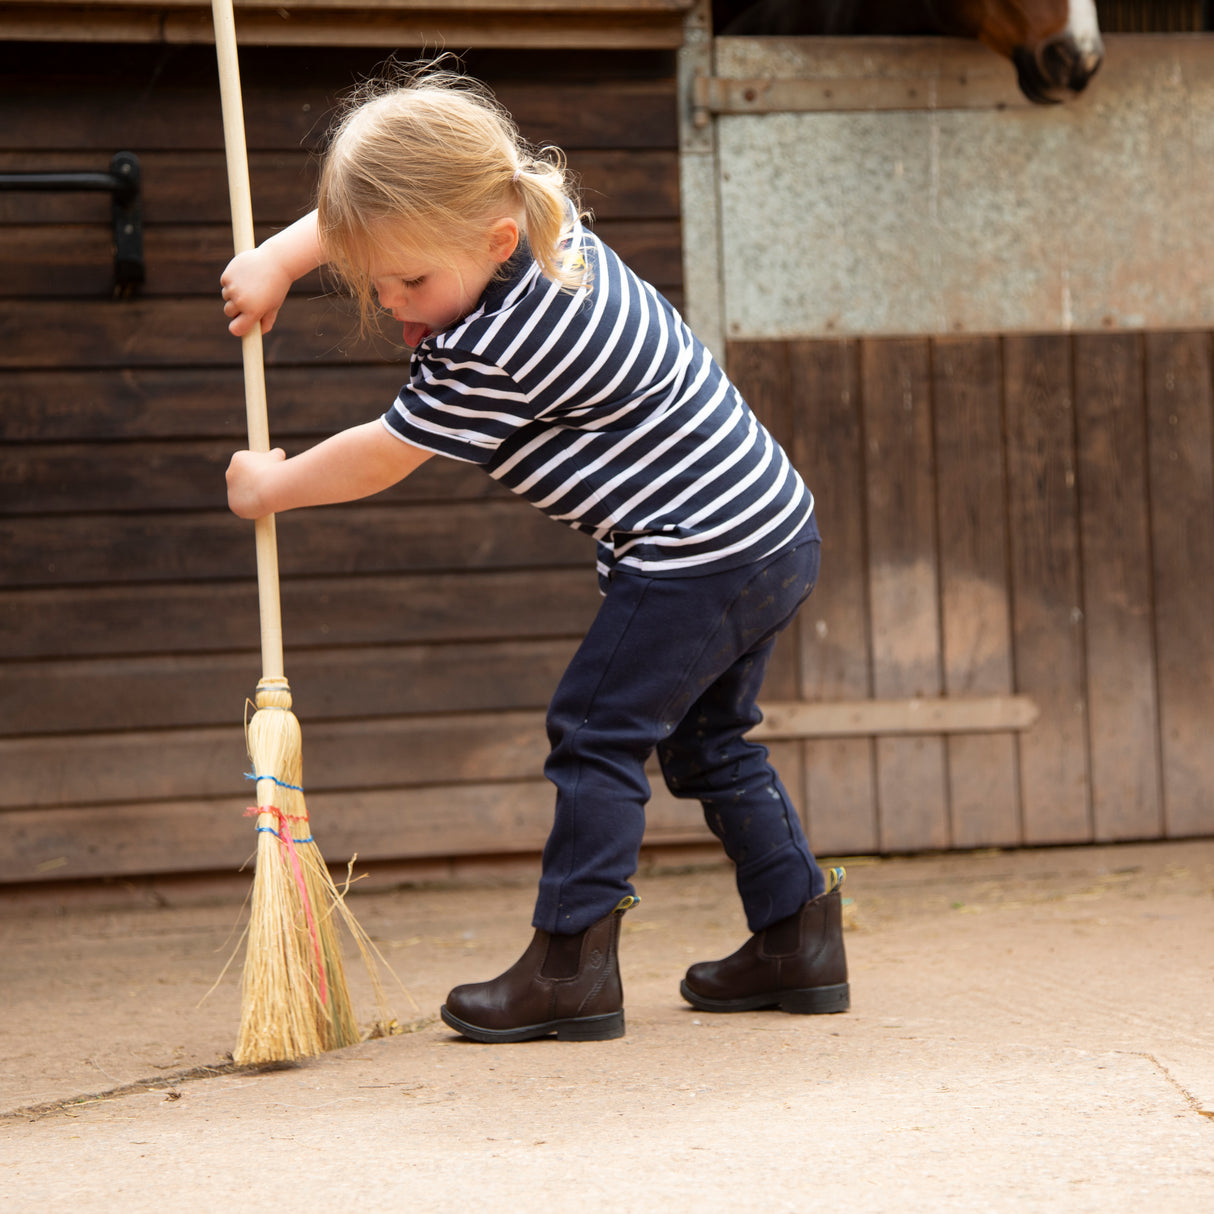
xmin=220 ymin=247 xmax=293 ymax=337
xmin=226 ymin=447 xmax=286 ymax=519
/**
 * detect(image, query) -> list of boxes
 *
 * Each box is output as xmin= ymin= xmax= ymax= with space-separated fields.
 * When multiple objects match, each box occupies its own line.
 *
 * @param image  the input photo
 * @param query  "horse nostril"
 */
xmin=1040 ymin=35 xmax=1103 ymax=93
xmin=1040 ymin=37 xmax=1077 ymax=81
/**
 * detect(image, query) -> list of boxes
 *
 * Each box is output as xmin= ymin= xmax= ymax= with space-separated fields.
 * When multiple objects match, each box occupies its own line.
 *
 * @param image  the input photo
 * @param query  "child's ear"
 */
xmin=488 ymin=218 xmax=520 ymax=265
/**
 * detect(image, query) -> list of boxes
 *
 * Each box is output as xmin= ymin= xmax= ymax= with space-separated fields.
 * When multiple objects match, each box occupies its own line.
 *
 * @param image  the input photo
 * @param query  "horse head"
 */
xmin=966 ymin=0 xmax=1104 ymax=103
xmin=711 ymin=1 xmax=1105 ymax=105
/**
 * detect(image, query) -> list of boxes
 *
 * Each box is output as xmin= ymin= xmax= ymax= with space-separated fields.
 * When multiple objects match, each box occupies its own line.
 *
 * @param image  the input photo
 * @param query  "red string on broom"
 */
xmin=244 ymin=804 xmax=328 ymax=1006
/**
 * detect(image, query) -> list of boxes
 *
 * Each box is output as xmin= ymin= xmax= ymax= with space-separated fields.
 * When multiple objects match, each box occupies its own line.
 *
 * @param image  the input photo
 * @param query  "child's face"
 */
xmin=369 ymin=219 xmax=519 ymax=348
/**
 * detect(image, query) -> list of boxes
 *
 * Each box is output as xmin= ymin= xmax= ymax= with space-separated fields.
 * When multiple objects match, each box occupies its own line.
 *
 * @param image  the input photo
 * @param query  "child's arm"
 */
xmin=227 ymin=421 xmax=434 ymax=519
xmin=221 ymin=210 xmax=324 ymax=336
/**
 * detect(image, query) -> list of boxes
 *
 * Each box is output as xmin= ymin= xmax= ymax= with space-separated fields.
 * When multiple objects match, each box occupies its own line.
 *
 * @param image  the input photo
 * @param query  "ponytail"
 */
xmin=512 ymin=151 xmax=591 ymax=292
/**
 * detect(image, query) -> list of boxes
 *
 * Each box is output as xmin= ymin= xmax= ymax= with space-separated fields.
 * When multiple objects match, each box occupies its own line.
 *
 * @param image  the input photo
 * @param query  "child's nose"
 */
xmin=376 ymin=282 xmax=404 ymax=310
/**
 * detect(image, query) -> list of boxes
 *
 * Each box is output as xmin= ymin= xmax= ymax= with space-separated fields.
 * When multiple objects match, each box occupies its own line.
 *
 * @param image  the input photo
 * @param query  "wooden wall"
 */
xmin=731 ymin=333 xmax=1214 ymax=855
xmin=5 ymin=37 xmax=1211 ymax=890
xmin=0 ymin=41 xmax=725 ymax=886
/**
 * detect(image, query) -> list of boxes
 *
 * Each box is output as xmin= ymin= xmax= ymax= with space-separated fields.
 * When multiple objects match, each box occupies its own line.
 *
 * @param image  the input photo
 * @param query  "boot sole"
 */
xmin=679 ymin=979 xmax=850 ymax=1015
xmin=440 ymin=1005 xmax=626 ymax=1043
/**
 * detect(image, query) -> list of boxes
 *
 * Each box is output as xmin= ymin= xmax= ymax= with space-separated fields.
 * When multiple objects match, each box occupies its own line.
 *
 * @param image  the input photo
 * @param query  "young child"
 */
xmin=221 ymin=65 xmax=848 ymax=1044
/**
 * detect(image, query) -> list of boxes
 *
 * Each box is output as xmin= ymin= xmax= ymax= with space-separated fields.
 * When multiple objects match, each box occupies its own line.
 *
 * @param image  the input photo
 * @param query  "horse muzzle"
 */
xmin=1013 ymin=34 xmax=1104 ymax=104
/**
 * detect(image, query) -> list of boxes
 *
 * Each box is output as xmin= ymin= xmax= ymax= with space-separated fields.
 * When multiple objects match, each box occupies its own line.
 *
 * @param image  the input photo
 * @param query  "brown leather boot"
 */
xmin=440 ymin=896 xmax=637 ymax=1043
xmin=680 ymin=868 xmax=849 ymax=1014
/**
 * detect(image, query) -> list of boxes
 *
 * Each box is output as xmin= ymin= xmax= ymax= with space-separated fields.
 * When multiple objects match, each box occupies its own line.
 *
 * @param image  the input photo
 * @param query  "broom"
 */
xmin=211 ymin=0 xmax=387 ymax=1065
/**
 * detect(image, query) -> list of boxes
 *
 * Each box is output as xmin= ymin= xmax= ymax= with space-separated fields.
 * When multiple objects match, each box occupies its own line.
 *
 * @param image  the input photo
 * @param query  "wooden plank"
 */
xmin=0 ymin=724 xmax=250 ymax=812
xmin=1003 ymin=335 xmax=1091 ymax=843
xmin=0 ymin=217 xmax=682 ymax=298
xmin=0 ymin=633 xmax=593 ymax=737
xmin=786 ymin=339 xmax=878 ymax=856
xmin=710 ymin=35 xmax=1025 ymax=93
xmin=723 ymin=340 xmax=800 ymax=703
xmin=0 ymin=224 xmax=299 ymax=299
xmin=0 ymin=499 xmax=593 ymax=588
xmin=0 ymin=53 xmax=678 ymax=154
xmin=13 ymin=0 xmax=692 ymax=12
xmin=0 ymin=709 xmax=554 ymax=810
xmin=1144 ymin=331 xmax=1214 ymax=839
xmin=1 ymin=437 xmax=506 ymax=515
xmin=575 ymin=150 xmax=683 ymax=219
xmin=756 ymin=697 xmax=1037 ymax=739
xmin=0 ymin=37 xmax=678 ymax=78
xmin=0 ymin=147 xmax=677 ymax=227
xmin=861 ymin=338 xmax=949 ymax=852
xmin=1 ymin=683 xmax=566 ymax=810
xmin=0 ymin=776 xmax=715 ymax=885
xmin=0 ymin=298 xmax=401 ymax=370
xmin=0 ymin=569 xmax=602 ymax=660
xmin=0 ymin=797 xmax=255 ymax=882
xmin=7 ymin=0 xmax=694 ymax=12
xmin=723 ymin=343 xmax=832 ymax=870
xmin=932 ymin=336 xmax=1021 ymax=848
xmin=694 ymin=67 xmax=1025 ymax=119
xmin=0 ymin=692 xmax=1037 ymax=813
xmin=0 ymin=151 xmax=315 ymax=226
xmin=592 ymin=220 xmax=685 ymax=291
xmin=0 ymin=784 xmax=537 ymax=884
xmin=0 ymin=7 xmax=690 ymax=50
xmin=1073 ymin=333 xmax=1162 ymax=840
xmin=0 ymin=235 xmax=678 ymax=361
xmin=0 ymin=366 xmax=408 ymax=442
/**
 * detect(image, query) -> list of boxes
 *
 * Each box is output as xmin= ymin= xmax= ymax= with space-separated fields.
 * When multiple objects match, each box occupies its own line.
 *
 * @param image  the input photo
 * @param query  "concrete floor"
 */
xmin=1 ymin=839 xmax=1212 ymax=1212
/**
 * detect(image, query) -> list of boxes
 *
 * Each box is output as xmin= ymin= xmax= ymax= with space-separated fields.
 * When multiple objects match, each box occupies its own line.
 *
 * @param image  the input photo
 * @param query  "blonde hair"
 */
xmin=317 ymin=63 xmax=588 ymax=329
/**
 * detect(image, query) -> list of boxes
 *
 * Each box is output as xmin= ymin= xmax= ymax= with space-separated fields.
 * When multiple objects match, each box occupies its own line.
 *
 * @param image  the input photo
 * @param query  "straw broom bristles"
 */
xmin=234 ymin=677 xmax=360 ymax=1066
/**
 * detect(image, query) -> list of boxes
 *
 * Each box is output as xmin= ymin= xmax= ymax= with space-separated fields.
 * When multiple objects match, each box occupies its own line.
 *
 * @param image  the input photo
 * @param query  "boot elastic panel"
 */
xmin=540 ymin=895 xmax=640 ymax=980
xmin=541 ymin=931 xmax=584 ymax=980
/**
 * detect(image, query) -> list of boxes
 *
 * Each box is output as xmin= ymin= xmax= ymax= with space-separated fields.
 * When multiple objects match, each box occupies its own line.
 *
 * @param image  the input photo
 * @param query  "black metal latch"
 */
xmin=0 ymin=151 xmax=144 ymax=298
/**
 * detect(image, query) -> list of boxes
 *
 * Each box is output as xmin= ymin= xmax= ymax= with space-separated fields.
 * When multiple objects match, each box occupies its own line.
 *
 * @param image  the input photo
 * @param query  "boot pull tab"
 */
xmin=612 ymin=894 xmax=641 ymax=914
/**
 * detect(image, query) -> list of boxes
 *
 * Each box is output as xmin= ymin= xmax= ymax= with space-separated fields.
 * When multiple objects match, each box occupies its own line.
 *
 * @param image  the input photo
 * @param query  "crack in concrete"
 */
xmin=0 ymin=1059 xmax=292 ymax=1124
xmin=1130 ymin=1051 xmax=1214 ymax=1122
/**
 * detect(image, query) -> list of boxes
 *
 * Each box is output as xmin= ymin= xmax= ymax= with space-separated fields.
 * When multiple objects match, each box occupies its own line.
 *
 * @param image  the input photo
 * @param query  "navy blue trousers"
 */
xmin=534 ymin=537 xmax=825 ymax=936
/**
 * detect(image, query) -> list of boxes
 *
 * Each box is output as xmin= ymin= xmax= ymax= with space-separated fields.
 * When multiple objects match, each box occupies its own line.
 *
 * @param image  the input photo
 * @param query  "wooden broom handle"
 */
xmin=212 ymin=0 xmax=285 ymax=682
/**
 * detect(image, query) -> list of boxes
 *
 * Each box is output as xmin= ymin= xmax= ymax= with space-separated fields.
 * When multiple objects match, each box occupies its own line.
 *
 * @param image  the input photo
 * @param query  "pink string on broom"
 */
xmin=245 ymin=804 xmax=328 ymax=1005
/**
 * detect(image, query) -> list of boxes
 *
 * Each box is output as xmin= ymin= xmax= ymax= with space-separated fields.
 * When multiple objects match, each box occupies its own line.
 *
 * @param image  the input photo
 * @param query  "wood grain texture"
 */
xmin=932 ymin=336 xmax=1021 ymax=847
xmin=786 ymin=339 xmax=878 ymax=856
xmin=1003 ymin=335 xmax=1091 ymax=844
xmin=0 ymin=42 xmax=682 ymax=883
xmin=1073 ymin=333 xmax=1162 ymax=841
xmin=0 ymin=569 xmax=602 ymax=660
xmin=1144 ymin=331 xmax=1214 ymax=839
xmin=861 ymin=338 xmax=949 ymax=851
xmin=7 ymin=34 xmax=1214 ymax=881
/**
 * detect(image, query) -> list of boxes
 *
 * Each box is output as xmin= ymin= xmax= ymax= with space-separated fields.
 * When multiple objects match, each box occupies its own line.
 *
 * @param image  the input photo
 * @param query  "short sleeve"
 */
xmin=382 ymin=346 xmax=533 ymax=465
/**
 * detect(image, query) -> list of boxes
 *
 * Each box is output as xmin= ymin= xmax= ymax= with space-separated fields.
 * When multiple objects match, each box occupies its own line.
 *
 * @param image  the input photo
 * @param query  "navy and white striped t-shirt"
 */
xmin=382 ymin=214 xmax=816 ymax=588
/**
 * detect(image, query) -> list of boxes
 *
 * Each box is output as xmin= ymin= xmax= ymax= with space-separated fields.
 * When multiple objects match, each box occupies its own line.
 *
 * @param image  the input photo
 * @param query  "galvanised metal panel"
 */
xmin=703 ymin=35 xmax=1214 ymax=339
